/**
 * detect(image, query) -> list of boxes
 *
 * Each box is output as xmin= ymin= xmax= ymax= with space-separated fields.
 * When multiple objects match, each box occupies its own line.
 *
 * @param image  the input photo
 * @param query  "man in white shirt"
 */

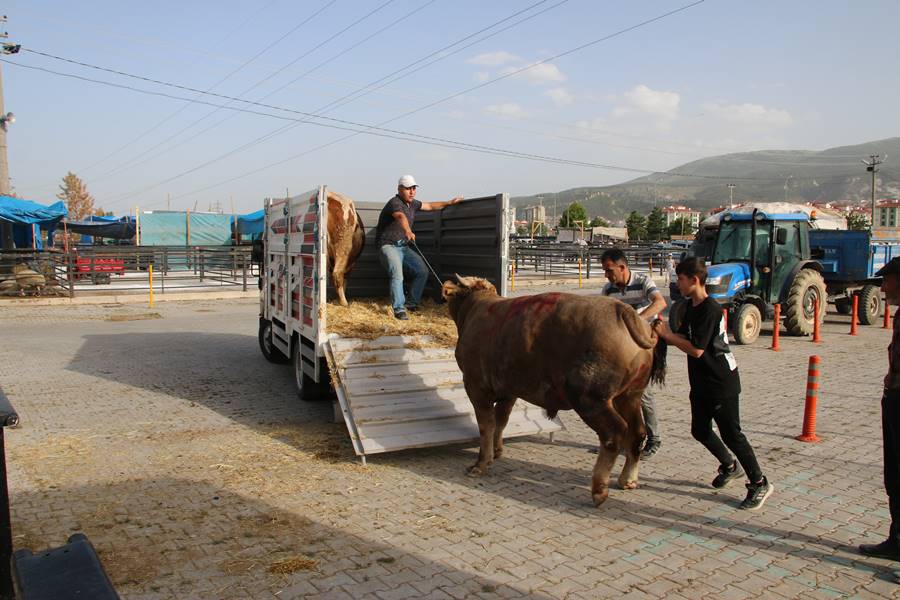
xmin=600 ymin=248 xmax=668 ymax=458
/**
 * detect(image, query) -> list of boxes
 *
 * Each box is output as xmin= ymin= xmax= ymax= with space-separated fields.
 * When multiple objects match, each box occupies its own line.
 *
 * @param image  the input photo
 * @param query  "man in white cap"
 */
xmin=375 ymin=175 xmax=463 ymax=319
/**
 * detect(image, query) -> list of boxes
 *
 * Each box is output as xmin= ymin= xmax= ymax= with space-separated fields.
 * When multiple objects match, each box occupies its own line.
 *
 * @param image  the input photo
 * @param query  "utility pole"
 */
xmin=727 ymin=183 xmax=736 ymax=209
xmin=0 ymin=18 xmax=21 ymax=251
xmin=863 ymin=154 xmax=883 ymax=230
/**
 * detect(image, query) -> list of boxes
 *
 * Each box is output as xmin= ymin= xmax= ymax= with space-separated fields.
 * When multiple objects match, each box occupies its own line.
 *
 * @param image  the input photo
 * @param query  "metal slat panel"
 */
xmin=325 ymin=335 xmax=564 ymax=460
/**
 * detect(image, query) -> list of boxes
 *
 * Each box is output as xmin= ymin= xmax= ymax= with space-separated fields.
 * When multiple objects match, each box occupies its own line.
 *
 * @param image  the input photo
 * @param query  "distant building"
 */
xmin=524 ymin=205 xmax=546 ymax=225
xmin=661 ymin=205 xmax=701 ymax=228
xmin=875 ymin=201 xmax=900 ymax=229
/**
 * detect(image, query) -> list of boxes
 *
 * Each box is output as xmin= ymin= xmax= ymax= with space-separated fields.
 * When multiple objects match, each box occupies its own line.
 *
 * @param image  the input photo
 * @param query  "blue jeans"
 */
xmin=379 ymin=242 xmax=427 ymax=313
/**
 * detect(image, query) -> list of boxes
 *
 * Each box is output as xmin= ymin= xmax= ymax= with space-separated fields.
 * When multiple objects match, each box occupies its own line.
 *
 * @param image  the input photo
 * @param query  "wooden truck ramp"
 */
xmin=325 ymin=334 xmax=564 ymax=464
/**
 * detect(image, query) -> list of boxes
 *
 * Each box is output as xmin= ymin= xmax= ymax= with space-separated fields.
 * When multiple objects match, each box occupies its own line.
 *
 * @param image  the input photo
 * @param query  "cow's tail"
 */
xmin=618 ymin=303 xmax=667 ymax=386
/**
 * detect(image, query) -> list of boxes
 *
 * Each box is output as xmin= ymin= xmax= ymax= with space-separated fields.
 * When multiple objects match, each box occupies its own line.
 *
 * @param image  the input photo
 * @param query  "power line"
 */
xmin=3 ymin=55 xmax=866 ymax=202
xmin=75 ymin=0 xmax=336 ymax=177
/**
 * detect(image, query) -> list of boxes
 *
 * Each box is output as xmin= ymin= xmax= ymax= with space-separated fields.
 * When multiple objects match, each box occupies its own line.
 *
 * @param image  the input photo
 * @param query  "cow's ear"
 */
xmin=469 ymin=278 xmax=497 ymax=294
xmin=441 ymin=280 xmax=461 ymax=299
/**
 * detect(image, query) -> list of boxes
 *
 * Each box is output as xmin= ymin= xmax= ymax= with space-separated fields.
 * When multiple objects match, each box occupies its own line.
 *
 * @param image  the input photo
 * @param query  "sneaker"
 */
xmin=859 ymin=539 xmax=900 ymax=561
xmin=393 ymin=310 xmax=409 ymax=321
xmin=640 ymin=439 xmax=661 ymax=460
xmin=712 ymin=460 xmax=744 ymax=489
xmin=405 ymin=304 xmax=419 ymax=312
xmin=739 ymin=476 xmax=774 ymax=510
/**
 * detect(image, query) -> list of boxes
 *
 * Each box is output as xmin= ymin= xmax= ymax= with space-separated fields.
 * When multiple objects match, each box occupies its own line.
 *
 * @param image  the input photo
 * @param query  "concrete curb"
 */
xmin=0 ymin=290 xmax=258 ymax=306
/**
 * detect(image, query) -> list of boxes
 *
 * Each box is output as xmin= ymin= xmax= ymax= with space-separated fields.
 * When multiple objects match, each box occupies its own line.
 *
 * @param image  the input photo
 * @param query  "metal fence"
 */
xmin=0 ymin=246 xmax=256 ymax=297
xmin=511 ymin=241 xmax=680 ymax=280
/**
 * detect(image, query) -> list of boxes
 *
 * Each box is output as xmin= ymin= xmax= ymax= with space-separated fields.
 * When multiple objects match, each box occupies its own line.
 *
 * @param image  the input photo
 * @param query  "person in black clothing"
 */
xmin=859 ymin=257 xmax=900 ymax=562
xmin=654 ymin=256 xmax=774 ymax=510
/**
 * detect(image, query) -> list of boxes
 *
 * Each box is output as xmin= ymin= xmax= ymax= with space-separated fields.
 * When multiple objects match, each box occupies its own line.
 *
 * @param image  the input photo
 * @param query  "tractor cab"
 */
xmin=707 ymin=211 xmax=812 ymax=306
xmin=669 ymin=208 xmax=825 ymax=345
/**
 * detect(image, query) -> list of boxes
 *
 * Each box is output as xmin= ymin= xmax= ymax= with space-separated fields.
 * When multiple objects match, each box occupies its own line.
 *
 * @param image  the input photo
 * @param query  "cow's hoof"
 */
xmin=592 ymin=489 xmax=609 ymax=507
xmin=466 ymin=465 xmax=487 ymax=477
xmin=619 ymin=480 xmax=638 ymax=490
xmin=492 ymin=448 xmax=503 ymax=460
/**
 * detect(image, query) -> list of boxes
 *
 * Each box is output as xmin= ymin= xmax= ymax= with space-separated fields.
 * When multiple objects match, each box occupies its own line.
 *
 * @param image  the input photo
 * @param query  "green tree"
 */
xmin=626 ymin=211 xmax=647 ymax=242
xmin=590 ymin=216 xmax=610 ymax=227
xmin=57 ymin=171 xmax=95 ymax=221
xmin=646 ymin=207 xmax=668 ymax=241
xmin=846 ymin=211 xmax=869 ymax=231
xmin=558 ymin=202 xmax=588 ymax=228
xmin=667 ymin=217 xmax=695 ymax=237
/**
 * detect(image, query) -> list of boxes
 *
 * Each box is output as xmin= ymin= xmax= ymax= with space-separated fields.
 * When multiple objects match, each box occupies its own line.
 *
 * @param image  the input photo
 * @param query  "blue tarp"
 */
xmin=236 ymin=209 xmax=264 ymax=236
xmin=139 ymin=212 xmax=235 ymax=246
xmin=0 ymin=195 xmax=68 ymax=249
xmin=66 ymin=216 xmax=136 ymax=242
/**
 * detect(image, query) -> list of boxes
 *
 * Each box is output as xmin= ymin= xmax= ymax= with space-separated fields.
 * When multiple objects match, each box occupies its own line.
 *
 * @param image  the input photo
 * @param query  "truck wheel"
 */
xmin=668 ymin=298 xmax=688 ymax=333
xmin=858 ymin=285 xmax=882 ymax=325
xmin=258 ymin=319 xmax=289 ymax=364
xmin=733 ymin=303 xmax=761 ymax=345
xmin=293 ymin=345 xmax=332 ymax=402
xmin=783 ymin=269 xmax=826 ymax=336
xmin=835 ymin=298 xmax=851 ymax=315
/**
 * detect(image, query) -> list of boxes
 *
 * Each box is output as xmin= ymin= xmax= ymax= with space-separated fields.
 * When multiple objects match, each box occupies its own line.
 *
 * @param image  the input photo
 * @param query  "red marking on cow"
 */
xmin=487 ymin=293 xmax=562 ymax=334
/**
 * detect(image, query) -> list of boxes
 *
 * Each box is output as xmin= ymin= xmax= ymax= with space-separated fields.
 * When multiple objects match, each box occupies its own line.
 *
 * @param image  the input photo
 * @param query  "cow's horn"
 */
xmin=453 ymin=273 xmax=464 ymax=285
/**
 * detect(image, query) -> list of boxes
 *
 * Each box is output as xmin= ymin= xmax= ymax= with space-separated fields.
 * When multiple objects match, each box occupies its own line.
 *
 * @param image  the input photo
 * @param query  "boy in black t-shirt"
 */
xmin=654 ymin=257 xmax=774 ymax=510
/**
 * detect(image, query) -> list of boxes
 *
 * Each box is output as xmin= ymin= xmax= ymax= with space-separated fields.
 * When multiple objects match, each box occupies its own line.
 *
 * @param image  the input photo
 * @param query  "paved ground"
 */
xmin=2 ymin=291 xmax=900 ymax=599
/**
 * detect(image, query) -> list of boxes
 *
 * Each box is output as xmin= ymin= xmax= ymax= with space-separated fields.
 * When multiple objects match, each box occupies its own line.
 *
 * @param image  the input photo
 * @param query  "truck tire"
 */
xmin=733 ymin=303 xmax=761 ymax=345
xmin=258 ymin=318 xmax=289 ymax=364
xmin=783 ymin=269 xmax=827 ymax=336
xmin=668 ymin=298 xmax=688 ymax=333
xmin=858 ymin=284 xmax=882 ymax=326
xmin=293 ymin=344 xmax=333 ymax=402
xmin=835 ymin=298 xmax=851 ymax=315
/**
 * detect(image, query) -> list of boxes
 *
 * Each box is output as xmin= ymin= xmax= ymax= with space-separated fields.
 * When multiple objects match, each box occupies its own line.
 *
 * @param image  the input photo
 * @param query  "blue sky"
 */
xmin=3 ymin=0 xmax=899 ymax=214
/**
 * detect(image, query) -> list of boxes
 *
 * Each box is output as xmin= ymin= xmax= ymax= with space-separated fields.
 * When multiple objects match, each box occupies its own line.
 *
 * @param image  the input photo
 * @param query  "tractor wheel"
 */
xmin=258 ymin=318 xmax=289 ymax=364
xmin=858 ymin=285 xmax=882 ymax=325
xmin=733 ymin=303 xmax=762 ymax=345
xmin=783 ymin=269 xmax=827 ymax=336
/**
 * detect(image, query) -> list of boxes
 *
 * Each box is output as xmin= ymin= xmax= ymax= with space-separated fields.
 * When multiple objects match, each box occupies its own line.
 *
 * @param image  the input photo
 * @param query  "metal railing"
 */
xmin=510 ymin=241 xmax=680 ymax=280
xmin=1 ymin=246 xmax=257 ymax=297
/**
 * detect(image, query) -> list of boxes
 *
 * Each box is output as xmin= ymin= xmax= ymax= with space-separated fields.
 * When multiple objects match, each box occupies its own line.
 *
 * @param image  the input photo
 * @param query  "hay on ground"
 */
xmin=327 ymin=297 xmax=457 ymax=347
xmin=267 ymin=555 xmax=317 ymax=574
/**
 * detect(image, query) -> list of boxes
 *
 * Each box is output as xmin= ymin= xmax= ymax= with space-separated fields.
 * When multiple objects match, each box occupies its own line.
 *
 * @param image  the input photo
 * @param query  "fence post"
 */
xmin=149 ymin=264 xmax=154 ymax=308
xmin=242 ymin=252 xmax=247 ymax=292
xmin=199 ymin=248 xmax=205 ymax=282
xmin=67 ymin=251 xmax=75 ymax=299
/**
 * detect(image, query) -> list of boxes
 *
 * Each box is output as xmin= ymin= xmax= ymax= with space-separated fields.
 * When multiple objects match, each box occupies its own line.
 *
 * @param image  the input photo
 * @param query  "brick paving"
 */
xmin=2 ymin=293 xmax=900 ymax=598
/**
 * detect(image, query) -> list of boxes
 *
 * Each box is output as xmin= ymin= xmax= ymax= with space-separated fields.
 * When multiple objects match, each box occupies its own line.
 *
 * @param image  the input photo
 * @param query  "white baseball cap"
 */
xmin=398 ymin=174 xmax=417 ymax=188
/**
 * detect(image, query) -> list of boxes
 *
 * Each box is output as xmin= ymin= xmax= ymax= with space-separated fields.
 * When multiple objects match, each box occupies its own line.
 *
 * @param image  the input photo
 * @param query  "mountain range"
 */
xmin=511 ymin=137 xmax=900 ymax=224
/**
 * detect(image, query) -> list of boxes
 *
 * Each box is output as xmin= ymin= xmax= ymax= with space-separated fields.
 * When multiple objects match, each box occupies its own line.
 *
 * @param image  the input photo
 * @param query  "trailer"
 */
xmin=257 ymin=186 xmax=562 ymax=463
xmin=810 ymin=229 xmax=900 ymax=324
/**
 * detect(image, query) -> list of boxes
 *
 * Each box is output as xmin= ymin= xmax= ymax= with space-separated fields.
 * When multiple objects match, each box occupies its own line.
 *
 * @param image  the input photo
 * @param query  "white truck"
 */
xmin=256 ymin=186 xmax=561 ymax=462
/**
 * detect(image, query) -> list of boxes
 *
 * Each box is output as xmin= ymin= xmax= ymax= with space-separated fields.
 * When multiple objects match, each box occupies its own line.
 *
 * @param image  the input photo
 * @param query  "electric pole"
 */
xmin=863 ymin=154 xmax=883 ymax=230
xmin=0 ymin=17 xmax=21 ymax=250
xmin=727 ymin=183 xmax=736 ymax=209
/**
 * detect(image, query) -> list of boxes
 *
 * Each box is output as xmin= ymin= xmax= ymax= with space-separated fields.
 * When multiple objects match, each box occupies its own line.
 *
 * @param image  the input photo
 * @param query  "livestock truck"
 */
xmin=674 ymin=208 xmax=899 ymax=344
xmin=254 ymin=186 xmax=560 ymax=462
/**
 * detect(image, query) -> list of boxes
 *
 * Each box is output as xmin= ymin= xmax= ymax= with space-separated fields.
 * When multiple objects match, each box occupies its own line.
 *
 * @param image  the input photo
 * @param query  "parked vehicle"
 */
xmin=671 ymin=208 xmax=898 ymax=344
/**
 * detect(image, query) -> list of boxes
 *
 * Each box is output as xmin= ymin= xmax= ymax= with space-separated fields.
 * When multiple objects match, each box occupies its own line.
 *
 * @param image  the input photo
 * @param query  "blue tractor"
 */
xmin=674 ymin=209 xmax=826 ymax=344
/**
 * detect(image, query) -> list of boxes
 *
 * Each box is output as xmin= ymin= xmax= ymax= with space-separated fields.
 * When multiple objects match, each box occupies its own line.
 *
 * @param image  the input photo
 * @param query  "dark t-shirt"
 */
xmin=376 ymin=195 xmax=422 ymax=246
xmin=677 ymin=296 xmax=741 ymax=397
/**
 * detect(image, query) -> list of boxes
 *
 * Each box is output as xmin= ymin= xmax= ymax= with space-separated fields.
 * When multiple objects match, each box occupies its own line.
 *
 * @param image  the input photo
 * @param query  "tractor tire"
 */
xmin=258 ymin=318 xmax=289 ymax=364
xmin=835 ymin=298 xmax=851 ymax=315
xmin=733 ymin=303 xmax=762 ymax=345
xmin=668 ymin=298 xmax=688 ymax=333
xmin=858 ymin=284 xmax=882 ymax=325
xmin=783 ymin=269 xmax=827 ymax=336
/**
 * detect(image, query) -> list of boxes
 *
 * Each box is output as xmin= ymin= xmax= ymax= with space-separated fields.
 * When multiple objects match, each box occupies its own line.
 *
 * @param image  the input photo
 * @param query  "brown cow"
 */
xmin=442 ymin=275 xmax=666 ymax=507
xmin=326 ymin=191 xmax=366 ymax=306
